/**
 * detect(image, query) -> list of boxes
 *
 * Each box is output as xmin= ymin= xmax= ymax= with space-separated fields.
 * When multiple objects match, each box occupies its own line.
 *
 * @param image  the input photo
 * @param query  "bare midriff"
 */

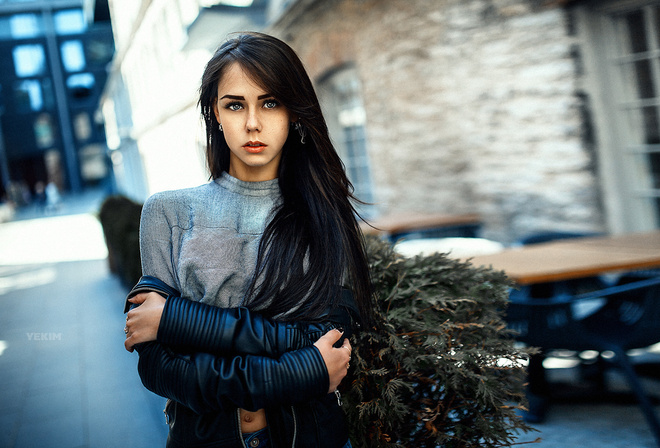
xmin=240 ymin=408 xmax=267 ymax=433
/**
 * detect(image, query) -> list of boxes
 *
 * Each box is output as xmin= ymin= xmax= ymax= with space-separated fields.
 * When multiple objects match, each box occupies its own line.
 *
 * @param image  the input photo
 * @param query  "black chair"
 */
xmin=507 ymin=276 xmax=660 ymax=447
xmin=511 ymin=231 xmax=610 ymax=423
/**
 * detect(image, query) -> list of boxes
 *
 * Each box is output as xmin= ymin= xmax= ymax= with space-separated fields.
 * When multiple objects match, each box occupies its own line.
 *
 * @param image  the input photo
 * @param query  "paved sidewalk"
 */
xmin=0 ymin=192 xmax=659 ymax=447
xmin=0 ymin=196 xmax=168 ymax=447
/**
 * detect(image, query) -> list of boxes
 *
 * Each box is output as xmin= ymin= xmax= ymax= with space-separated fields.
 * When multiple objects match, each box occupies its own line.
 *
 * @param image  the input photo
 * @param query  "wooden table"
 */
xmin=481 ymin=231 xmax=660 ymax=442
xmin=468 ymin=231 xmax=660 ymax=285
xmin=361 ymin=212 xmax=481 ymax=239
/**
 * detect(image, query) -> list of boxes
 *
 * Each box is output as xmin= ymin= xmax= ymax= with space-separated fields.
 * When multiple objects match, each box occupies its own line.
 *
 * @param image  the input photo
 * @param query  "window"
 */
xmin=581 ymin=1 xmax=660 ymax=231
xmin=318 ymin=65 xmax=375 ymax=217
xmin=34 ymin=113 xmax=55 ymax=148
xmin=61 ymin=40 xmax=85 ymax=72
xmin=9 ymin=14 xmax=43 ymax=39
xmin=79 ymin=144 xmax=107 ymax=181
xmin=12 ymin=44 xmax=45 ymax=77
xmin=66 ymin=73 xmax=95 ymax=99
xmin=14 ymin=79 xmax=42 ymax=112
xmin=54 ymin=9 xmax=86 ymax=35
xmin=73 ymin=112 xmax=92 ymax=141
xmin=617 ymin=7 xmax=660 ymax=199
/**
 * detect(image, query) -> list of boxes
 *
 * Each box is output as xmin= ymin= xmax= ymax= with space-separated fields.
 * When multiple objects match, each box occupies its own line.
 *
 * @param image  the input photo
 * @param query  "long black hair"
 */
xmin=199 ymin=32 xmax=373 ymax=326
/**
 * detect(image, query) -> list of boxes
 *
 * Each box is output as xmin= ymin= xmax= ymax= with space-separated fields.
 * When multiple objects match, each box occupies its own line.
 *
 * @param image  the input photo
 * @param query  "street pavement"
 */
xmin=0 ymin=191 xmax=167 ymax=448
xmin=0 ymin=190 xmax=659 ymax=447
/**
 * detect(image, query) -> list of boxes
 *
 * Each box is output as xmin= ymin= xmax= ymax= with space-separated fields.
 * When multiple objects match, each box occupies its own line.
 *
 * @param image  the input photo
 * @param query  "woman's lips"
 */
xmin=243 ymin=141 xmax=266 ymax=154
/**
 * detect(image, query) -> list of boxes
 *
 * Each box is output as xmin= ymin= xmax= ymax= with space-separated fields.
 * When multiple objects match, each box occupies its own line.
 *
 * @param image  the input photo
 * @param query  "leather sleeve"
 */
xmin=126 ymin=275 xmax=309 ymax=357
xmin=157 ymin=296 xmax=308 ymax=358
xmin=135 ymin=341 xmax=329 ymax=414
xmin=128 ymin=276 xmax=359 ymax=358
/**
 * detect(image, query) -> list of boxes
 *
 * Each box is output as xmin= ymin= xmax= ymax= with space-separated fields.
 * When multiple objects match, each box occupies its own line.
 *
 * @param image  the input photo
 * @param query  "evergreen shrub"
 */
xmin=345 ymin=235 xmax=535 ymax=447
xmin=98 ymin=195 xmax=143 ymax=287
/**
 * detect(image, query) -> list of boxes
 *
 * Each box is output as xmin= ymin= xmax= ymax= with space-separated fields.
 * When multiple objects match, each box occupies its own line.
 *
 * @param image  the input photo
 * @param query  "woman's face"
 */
xmin=213 ymin=62 xmax=293 ymax=182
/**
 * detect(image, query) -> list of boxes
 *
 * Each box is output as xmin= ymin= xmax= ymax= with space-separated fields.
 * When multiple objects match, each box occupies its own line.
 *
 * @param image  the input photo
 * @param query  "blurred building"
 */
xmin=100 ymin=0 xmax=376 ymax=209
xmin=0 ymin=0 xmax=115 ymax=204
xmin=100 ymin=0 xmax=660 ymax=243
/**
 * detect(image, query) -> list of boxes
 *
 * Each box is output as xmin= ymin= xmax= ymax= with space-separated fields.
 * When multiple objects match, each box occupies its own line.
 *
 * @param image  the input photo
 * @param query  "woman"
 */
xmin=123 ymin=32 xmax=374 ymax=448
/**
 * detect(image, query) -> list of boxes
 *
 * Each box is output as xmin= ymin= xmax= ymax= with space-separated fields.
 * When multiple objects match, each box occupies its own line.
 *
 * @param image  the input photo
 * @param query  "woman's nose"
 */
xmin=246 ymin=110 xmax=261 ymax=132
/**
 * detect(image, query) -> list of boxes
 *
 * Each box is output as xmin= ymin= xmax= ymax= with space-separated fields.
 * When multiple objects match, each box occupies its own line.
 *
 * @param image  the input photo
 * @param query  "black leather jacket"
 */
xmin=125 ymin=276 xmax=359 ymax=448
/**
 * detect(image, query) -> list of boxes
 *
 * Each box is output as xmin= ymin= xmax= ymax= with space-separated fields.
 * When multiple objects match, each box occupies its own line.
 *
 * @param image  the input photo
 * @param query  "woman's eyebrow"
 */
xmin=219 ymin=94 xmax=274 ymax=100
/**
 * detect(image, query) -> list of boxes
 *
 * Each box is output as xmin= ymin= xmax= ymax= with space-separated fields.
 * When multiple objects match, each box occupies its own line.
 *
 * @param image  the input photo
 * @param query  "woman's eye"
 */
xmin=226 ymin=102 xmax=242 ymax=111
xmin=263 ymin=100 xmax=278 ymax=109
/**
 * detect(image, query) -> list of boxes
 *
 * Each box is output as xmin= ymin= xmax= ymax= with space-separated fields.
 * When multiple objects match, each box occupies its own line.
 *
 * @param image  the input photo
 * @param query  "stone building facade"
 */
xmin=270 ymin=0 xmax=606 ymax=243
xmin=102 ymin=0 xmax=660 ymax=244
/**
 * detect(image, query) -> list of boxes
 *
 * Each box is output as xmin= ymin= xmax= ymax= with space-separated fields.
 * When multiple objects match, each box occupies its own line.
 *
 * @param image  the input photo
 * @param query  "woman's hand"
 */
xmin=313 ymin=329 xmax=352 ymax=393
xmin=124 ymin=292 xmax=166 ymax=352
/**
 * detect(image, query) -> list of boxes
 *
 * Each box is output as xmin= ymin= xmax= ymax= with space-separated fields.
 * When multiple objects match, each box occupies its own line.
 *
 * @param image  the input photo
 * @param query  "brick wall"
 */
xmin=272 ymin=0 xmax=604 ymax=243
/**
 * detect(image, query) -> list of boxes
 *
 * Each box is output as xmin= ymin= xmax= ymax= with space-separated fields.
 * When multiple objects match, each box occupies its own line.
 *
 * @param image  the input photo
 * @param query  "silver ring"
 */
xmin=124 ymin=327 xmax=128 ymax=334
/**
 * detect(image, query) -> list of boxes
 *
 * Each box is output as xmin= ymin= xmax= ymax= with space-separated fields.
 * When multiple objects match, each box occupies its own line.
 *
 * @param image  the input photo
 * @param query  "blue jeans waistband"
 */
xmin=242 ymin=427 xmax=269 ymax=447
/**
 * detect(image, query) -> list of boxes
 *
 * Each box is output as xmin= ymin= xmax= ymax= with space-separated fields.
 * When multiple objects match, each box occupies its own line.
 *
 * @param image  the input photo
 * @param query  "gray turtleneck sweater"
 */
xmin=139 ymin=172 xmax=281 ymax=308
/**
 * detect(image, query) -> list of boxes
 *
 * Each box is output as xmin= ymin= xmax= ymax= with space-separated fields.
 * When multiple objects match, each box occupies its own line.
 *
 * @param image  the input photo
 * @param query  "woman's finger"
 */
xmin=341 ymin=337 xmax=351 ymax=352
xmin=128 ymin=293 xmax=148 ymax=305
xmin=318 ymin=328 xmax=343 ymax=346
xmin=124 ymin=331 xmax=135 ymax=352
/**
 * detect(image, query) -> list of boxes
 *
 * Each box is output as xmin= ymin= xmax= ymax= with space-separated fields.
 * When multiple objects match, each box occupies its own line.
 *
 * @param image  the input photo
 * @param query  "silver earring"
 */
xmin=218 ymin=123 xmax=223 ymax=132
xmin=294 ymin=121 xmax=306 ymax=144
